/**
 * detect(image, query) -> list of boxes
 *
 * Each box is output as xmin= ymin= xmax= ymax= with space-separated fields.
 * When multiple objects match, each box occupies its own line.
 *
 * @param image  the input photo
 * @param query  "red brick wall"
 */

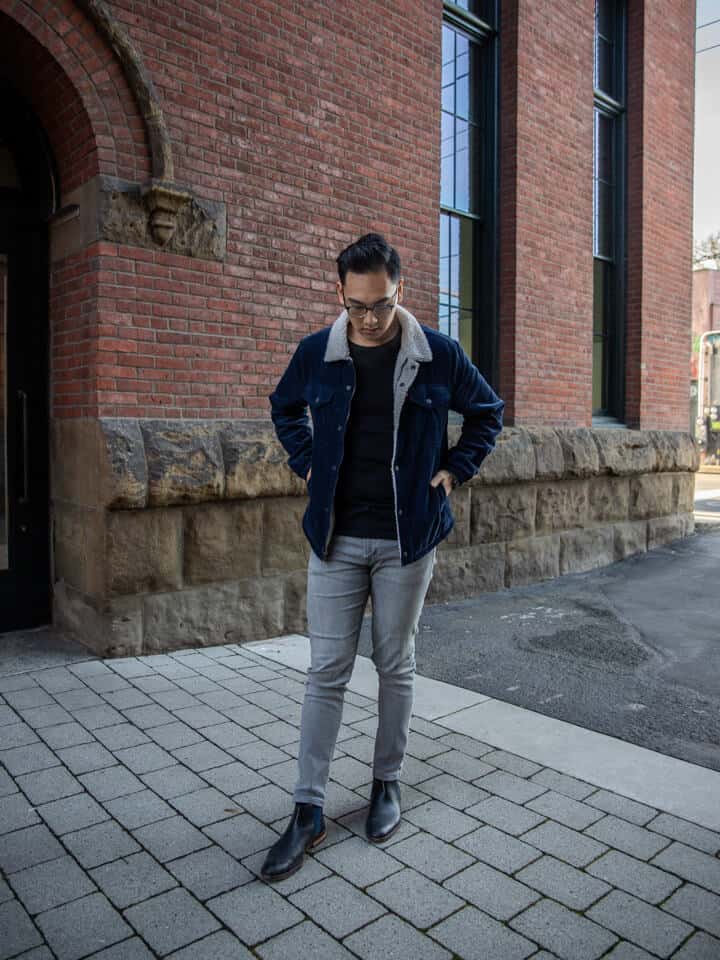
xmin=499 ymin=0 xmax=595 ymax=428
xmin=625 ymin=0 xmax=695 ymax=430
xmin=1 ymin=0 xmax=696 ymax=428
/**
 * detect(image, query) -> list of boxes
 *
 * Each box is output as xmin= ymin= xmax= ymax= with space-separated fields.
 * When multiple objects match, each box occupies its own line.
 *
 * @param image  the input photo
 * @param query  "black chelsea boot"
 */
xmin=260 ymin=802 xmax=326 ymax=882
xmin=365 ymin=778 xmax=401 ymax=843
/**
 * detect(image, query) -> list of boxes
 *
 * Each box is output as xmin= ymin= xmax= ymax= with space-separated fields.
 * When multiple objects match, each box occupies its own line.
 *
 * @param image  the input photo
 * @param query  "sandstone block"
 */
xmin=426 ymin=542 xmax=505 ymax=602
xmin=183 ymin=501 xmax=263 ymax=584
xmin=559 ymin=526 xmax=615 ymax=575
xmin=535 ymin=480 xmax=589 ymax=533
xmin=262 ymin=498 xmax=310 ymax=573
xmin=445 ymin=485 xmax=471 ymax=547
xmin=613 ymin=520 xmax=648 ymax=560
xmin=671 ymin=472 xmax=695 ymax=513
xmin=629 ymin=474 xmax=674 ymax=520
xmin=647 ymin=514 xmax=687 ymax=549
xmin=593 ymin=429 xmax=657 ymax=476
xmin=99 ymin=419 xmax=148 ymax=508
xmin=556 ymin=428 xmax=600 ymax=478
xmin=506 ymin=534 xmax=560 ymax=587
xmin=220 ymin=420 xmax=306 ymax=499
xmin=648 ymin=430 xmax=700 ymax=472
xmin=470 ymin=427 xmax=535 ymax=485
xmin=53 ymin=502 xmax=106 ymax=598
xmin=140 ymin=419 xmax=226 ymax=506
xmin=588 ymin=476 xmax=630 ymax=523
xmin=528 ymin=427 xmax=565 ymax=480
xmin=471 ymin=484 xmax=536 ymax=543
xmin=107 ymin=508 xmax=183 ymax=596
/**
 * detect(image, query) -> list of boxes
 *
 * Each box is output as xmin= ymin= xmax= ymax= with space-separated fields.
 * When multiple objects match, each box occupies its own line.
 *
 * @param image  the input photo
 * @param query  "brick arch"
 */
xmin=0 ymin=0 xmax=151 ymax=195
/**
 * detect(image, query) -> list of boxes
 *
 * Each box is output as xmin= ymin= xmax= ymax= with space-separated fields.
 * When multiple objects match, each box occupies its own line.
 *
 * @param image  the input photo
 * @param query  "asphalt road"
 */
xmin=359 ymin=484 xmax=720 ymax=773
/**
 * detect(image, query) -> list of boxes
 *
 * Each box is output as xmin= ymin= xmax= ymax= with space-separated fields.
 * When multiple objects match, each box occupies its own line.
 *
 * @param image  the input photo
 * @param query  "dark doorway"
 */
xmin=0 ymin=81 xmax=56 ymax=631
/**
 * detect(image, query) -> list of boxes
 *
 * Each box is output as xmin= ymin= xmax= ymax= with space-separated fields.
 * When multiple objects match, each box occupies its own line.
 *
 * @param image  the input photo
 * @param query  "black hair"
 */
xmin=336 ymin=233 xmax=401 ymax=285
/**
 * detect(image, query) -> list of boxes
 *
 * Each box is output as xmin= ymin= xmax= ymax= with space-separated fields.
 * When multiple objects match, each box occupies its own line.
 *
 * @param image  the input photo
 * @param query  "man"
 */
xmin=262 ymin=233 xmax=504 ymax=882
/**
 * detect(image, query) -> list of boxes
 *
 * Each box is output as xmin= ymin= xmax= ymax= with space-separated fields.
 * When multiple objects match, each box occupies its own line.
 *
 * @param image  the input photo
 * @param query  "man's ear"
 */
xmin=397 ymin=277 xmax=404 ymax=302
xmin=336 ymin=280 xmax=345 ymax=306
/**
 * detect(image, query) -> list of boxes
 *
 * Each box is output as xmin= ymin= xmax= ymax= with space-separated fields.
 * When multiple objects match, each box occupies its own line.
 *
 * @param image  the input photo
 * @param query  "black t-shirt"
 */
xmin=333 ymin=326 xmax=401 ymax=540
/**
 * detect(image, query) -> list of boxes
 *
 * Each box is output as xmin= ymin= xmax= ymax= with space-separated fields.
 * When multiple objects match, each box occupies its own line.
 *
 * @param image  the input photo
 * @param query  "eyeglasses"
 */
xmin=343 ymin=285 xmax=399 ymax=322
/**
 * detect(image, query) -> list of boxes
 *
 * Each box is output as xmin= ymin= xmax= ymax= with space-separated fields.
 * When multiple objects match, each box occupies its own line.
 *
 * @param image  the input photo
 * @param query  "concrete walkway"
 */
xmin=1 ymin=635 xmax=719 ymax=960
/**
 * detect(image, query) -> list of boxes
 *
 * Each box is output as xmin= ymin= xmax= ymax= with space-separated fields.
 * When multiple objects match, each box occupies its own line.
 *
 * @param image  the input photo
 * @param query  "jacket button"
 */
xmin=346 ymin=385 xmax=351 ymax=390
xmin=315 ymin=396 xmax=320 ymax=402
xmin=337 ymin=425 xmax=342 ymax=431
xmin=331 ymin=465 xmax=336 ymax=471
xmin=394 ymin=465 xmax=399 ymax=472
xmin=398 ymin=509 xmax=403 ymax=516
xmin=426 ymin=398 xmax=432 ymax=404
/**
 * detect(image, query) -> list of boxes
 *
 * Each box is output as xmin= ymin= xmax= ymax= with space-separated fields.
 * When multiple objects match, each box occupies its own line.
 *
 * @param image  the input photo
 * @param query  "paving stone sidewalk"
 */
xmin=1 ymin=642 xmax=719 ymax=960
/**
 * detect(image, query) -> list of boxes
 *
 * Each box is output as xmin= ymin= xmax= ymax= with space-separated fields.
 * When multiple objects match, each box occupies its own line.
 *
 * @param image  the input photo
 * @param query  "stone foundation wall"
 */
xmin=51 ymin=419 xmax=698 ymax=657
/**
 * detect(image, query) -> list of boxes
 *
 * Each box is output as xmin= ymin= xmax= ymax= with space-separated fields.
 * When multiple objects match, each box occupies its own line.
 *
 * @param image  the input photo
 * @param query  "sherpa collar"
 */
xmin=323 ymin=304 xmax=433 ymax=363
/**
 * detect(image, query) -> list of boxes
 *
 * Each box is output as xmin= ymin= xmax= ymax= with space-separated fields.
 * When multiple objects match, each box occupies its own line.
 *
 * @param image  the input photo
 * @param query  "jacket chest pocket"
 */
xmin=405 ymin=383 xmax=451 ymax=413
xmin=305 ymin=383 xmax=339 ymax=428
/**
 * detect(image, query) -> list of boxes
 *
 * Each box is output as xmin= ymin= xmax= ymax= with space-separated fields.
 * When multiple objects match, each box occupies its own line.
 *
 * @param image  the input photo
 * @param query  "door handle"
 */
xmin=17 ymin=389 xmax=29 ymax=504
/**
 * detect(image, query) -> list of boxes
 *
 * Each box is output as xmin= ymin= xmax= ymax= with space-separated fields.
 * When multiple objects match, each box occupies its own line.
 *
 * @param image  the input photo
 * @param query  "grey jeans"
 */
xmin=293 ymin=535 xmax=437 ymax=807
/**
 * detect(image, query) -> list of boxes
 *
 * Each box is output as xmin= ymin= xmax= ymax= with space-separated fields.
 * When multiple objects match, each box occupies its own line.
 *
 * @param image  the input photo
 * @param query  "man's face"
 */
xmin=336 ymin=270 xmax=404 ymax=346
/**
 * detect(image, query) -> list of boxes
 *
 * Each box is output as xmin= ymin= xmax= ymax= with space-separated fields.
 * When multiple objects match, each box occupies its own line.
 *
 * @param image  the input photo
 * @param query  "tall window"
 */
xmin=440 ymin=2 xmax=498 ymax=384
xmin=593 ymin=0 xmax=627 ymax=418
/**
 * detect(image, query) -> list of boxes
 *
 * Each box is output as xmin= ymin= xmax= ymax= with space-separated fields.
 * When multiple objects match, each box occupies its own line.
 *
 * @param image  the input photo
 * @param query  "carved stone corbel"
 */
xmin=141 ymin=180 xmax=192 ymax=246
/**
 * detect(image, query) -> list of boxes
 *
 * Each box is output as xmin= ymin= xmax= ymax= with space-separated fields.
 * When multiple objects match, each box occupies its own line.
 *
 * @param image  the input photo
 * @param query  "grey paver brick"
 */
xmin=0 ymin=899 xmax=44 ymax=957
xmin=203 ymin=812 xmax=279 ymax=860
xmin=344 ymin=913 xmax=451 ymax=960
xmin=0 ymin=704 xmax=18 ymax=726
xmin=19 ymin=705 xmax=74 ymax=729
xmin=71 ymin=704 xmax=126 ymax=729
xmin=107 ymin=657 xmax=156 ymax=678
xmin=84 ymin=937 xmax=155 ymax=958
xmin=444 ymin=860 xmax=540 ymax=921
xmin=251 ymin=719 xmax=300 ymax=745
xmin=529 ymin=767 xmax=596 ymax=801
xmin=9 ymin=854 xmax=96 ymax=915
xmin=209 ymin=881 xmax=305 ymax=944
xmin=322 ymin=781 xmax=367 ymax=820
xmin=603 ymin=943 xmax=656 ymax=959
xmin=92 ymin=724 xmax=151 ymax=751
xmin=465 ymin=794 xmax=547 ymax=835
xmin=174 ymin=675 xmax=224 ymax=694
xmin=516 ymin=853 xmax=611 ymax=910
xmin=201 ymin=722 xmax=258 ymax=750
xmin=337 ymin=735 xmax=375 ymax=764
xmin=328 ymin=755 xmax=373 ymax=789
xmin=480 ymin=750 xmax=543 ymax=778
xmin=315 ymin=835 xmax=405 ymax=887
xmin=166 ymin=844 xmax=253 ymax=900
xmin=140 ymin=766 xmax=208 ymax=800
xmin=90 ymin=851 xmax=177 ymax=908
xmin=171 ymin=705 xmax=229 ymax=729
xmin=587 ymin=849 xmax=683 ymax=904
xmin=647 ymin=813 xmax=720 ymax=855
xmin=147 ymin=689 xmax=200 ymax=711
xmin=405 ymin=732 xmax=450 ymax=760
xmin=334 ymin=806 xmax=419 ymax=847
xmin=54 ymin=689 xmax=105 ymax=712
xmin=168 ymin=930 xmax=254 ymax=959
xmin=121 ymin=704 xmax=176 ymax=729
xmin=113 ymin=743 xmax=176 ymax=775
xmin=0 ymin=792 xmax=41 ymax=832
xmin=34 ymin=667 xmax=85 ymax=694
xmin=258 ymin=757 xmax=300 ymax=791
xmin=586 ymin=889 xmax=693 ymax=957
xmin=124 ymin=887 xmax=220 ymax=954
xmin=130 ymin=676 xmax=177 ymax=694
xmin=56 ymin=742 xmax=116 ymax=775
xmin=585 ymin=814 xmax=671 ymax=860
xmin=0 ymin=824 xmax=65 ymax=873
xmin=671 ymin=932 xmax=720 ymax=959
xmin=79 ymin=766 xmax=145 ymax=802
xmin=388 ymin=832 xmax=474 ymax=882
xmin=104 ymin=789 xmax=175 ymax=829
xmin=101 ymin=689 xmax=153 ymax=711
xmin=67 ymin=662 xmax=112 ymax=678
xmin=36 ymin=893 xmax=132 ymax=960
xmin=367 ymin=866 xmax=463 ymax=929
xmin=429 ymin=904 xmax=537 ymax=960
xmin=0 ymin=742 xmax=60 ymax=775
xmin=510 ymin=897 xmax=619 ymax=959
xmin=17 ymin=766 xmax=83 ymax=805
xmin=0 ymin=674 xmax=37 ymax=693
xmin=662 ymin=883 xmax=720 ymax=939
xmin=3 ymin=687 xmax=54 ymax=710
xmin=436 ymin=732 xmax=494 ymax=757
xmin=474 ymin=769 xmax=548 ymax=803
xmin=404 ymin=799 xmax=478 ymax=842
xmin=584 ymin=789 xmax=658 ymax=825
xmin=0 ymin=877 xmax=11 ymax=903
xmin=169 ymin=787 xmax=238 ymax=826
xmin=37 ymin=721 xmax=95 ymax=750
xmin=202 ymin=760 xmax=267 ymax=795
xmin=2 ymin=721 xmax=38 ymax=748
xmin=415 ymin=773 xmax=490 ymax=810
xmin=85 ymin=675 xmax=131 ymax=695
xmin=256 ymin=920 xmax=353 ymax=960
xmin=427 ymin=749 xmax=495 ymax=780
xmin=144 ymin=721 xmax=203 ymax=750
xmin=233 ymin=783 xmax=293 ymax=823
xmin=520 ymin=820 xmax=608 ymax=868
xmin=456 ymin=824 xmax=542 ymax=873
xmin=651 ymin=841 xmax=720 ymax=894
xmin=289 ymin=874 xmax=387 ymax=938
xmin=11 ymin=945 xmax=55 ymax=959
xmin=195 ymin=689 xmax=246 ymax=711
xmin=133 ymin=814 xmax=212 ymax=862
xmin=62 ymin=819 xmax=141 ymax=869
xmin=409 ymin=716 xmax=450 ymax=739
xmin=526 ymin=789 xmax=606 ymax=830
xmin=38 ymin=792 xmax=109 ymax=835
xmin=171 ymin=741 xmax=234 ymax=771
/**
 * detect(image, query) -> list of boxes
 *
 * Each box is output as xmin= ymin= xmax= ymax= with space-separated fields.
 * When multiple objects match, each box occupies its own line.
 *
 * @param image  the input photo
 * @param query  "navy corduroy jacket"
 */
xmin=269 ymin=306 xmax=505 ymax=564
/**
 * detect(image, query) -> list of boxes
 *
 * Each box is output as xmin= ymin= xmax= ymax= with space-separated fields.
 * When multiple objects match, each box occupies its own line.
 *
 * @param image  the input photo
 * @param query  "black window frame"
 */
xmin=440 ymin=1 xmax=499 ymax=387
xmin=593 ymin=0 xmax=627 ymax=420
